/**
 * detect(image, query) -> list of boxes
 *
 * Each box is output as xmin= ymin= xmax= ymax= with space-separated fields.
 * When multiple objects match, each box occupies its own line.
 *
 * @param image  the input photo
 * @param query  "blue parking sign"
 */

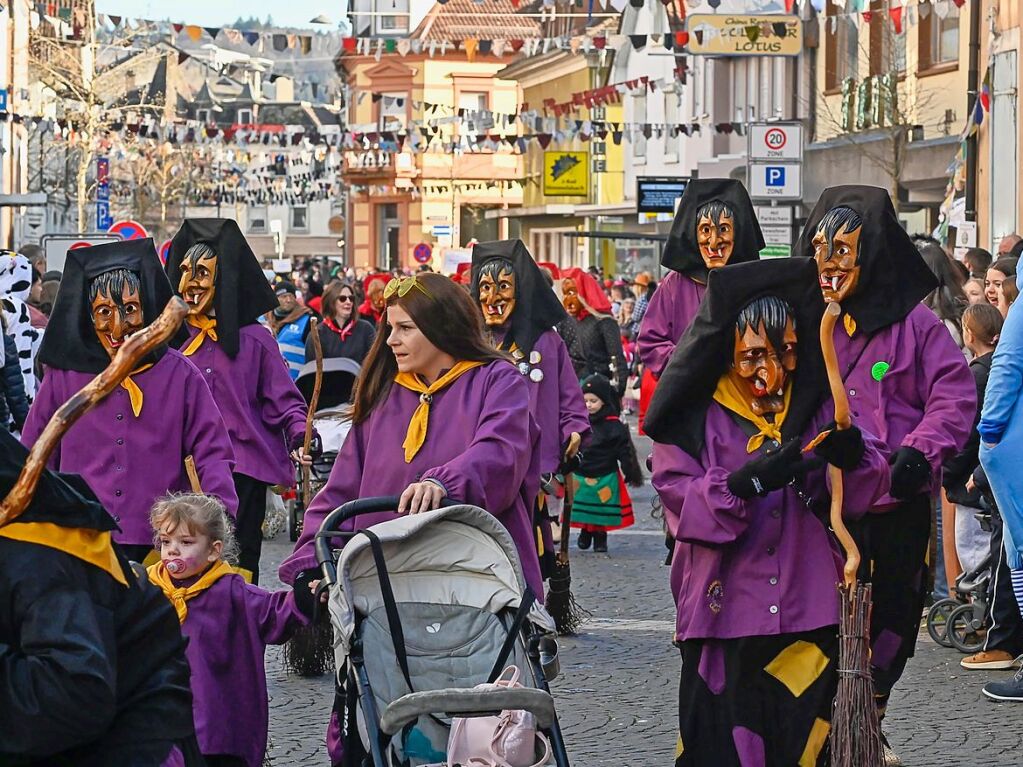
xmin=766 ymin=166 xmax=786 ymax=187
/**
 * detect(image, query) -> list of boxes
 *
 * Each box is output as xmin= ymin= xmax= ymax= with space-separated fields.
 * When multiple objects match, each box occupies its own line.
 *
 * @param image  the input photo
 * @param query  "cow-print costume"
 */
xmin=0 ymin=253 xmax=40 ymax=403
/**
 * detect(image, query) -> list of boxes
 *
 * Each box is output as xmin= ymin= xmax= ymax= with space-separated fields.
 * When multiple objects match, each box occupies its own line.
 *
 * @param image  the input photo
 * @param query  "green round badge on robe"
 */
xmin=871 ymin=361 xmax=891 ymax=381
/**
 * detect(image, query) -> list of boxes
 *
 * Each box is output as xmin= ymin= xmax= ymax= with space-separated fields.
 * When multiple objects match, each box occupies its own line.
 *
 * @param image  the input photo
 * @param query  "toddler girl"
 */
xmin=571 ymin=374 xmax=644 ymax=552
xmin=148 ymin=493 xmax=311 ymax=767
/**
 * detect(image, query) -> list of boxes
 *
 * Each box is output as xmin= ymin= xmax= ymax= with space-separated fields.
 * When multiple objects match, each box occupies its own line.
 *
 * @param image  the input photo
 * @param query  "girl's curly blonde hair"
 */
xmin=150 ymin=493 xmax=240 ymax=565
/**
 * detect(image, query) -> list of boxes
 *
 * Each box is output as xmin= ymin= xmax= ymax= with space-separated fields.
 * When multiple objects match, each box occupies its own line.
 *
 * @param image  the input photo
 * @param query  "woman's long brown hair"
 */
xmin=351 ymin=272 xmax=511 ymax=424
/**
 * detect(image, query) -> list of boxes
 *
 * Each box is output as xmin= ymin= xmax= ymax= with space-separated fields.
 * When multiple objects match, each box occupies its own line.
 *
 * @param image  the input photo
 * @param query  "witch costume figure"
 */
xmin=0 ymin=428 xmax=197 ymax=765
xmin=167 ymin=219 xmax=310 ymax=583
xmin=24 ymin=239 xmax=238 ymax=563
xmin=471 ymin=239 xmax=590 ymax=575
xmin=560 ymin=267 xmax=627 ymax=396
xmin=795 ymin=186 xmax=975 ymax=739
xmin=645 ymin=258 xmax=892 ymax=767
xmin=638 ymin=178 xmax=765 ymax=381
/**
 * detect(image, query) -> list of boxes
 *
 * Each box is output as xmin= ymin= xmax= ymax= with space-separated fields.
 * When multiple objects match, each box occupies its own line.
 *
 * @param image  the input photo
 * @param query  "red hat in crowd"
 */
xmin=363 ymin=272 xmax=392 ymax=294
xmin=561 ymin=267 xmax=613 ymax=315
xmin=536 ymin=261 xmax=561 ymax=280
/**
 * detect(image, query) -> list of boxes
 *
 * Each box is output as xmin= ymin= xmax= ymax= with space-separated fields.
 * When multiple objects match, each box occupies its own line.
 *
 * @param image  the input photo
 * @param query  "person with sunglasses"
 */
xmin=307 ymin=280 xmax=375 ymax=366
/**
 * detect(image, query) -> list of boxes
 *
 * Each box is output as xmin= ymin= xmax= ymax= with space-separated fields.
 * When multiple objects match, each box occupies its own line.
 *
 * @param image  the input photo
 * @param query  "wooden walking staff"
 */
xmin=819 ymin=302 xmax=883 ymax=767
xmin=0 ymin=298 xmax=189 ymax=527
xmin=302 ymin=317 xmax=323 ymax=508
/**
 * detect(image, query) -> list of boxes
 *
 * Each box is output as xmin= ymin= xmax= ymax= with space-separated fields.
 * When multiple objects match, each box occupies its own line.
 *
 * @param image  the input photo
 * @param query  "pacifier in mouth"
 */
xmin=165 ymin=558 xmax=188 ymax=575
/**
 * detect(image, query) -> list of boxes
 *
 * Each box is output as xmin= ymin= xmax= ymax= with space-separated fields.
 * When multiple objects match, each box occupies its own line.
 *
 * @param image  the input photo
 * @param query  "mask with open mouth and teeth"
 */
xmin=177 ymin=243 xmax=218 ymax=317
xmin=696 ymin=202 xmax=735 ymax=270
xmin=89 ymin=268 xmax=144 ymax=359
xmin=477 ymin=264 xmax=516 ymax=327
xmin=729 ymin=296 xmax=798 ymax=417
xmin=811 ymin=205 xmax=863 ymax=304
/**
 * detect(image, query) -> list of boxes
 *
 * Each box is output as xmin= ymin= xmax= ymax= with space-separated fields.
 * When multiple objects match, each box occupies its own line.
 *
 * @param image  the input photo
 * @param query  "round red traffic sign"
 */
xmin=764 ymin=127 xmax=787 ymax=151
xmin=69 ymin=241 xmax=94 ymax=250
xmin=413 ymin=242 xmax=433 ymax=264
xmin=158 ymin=240 xmax=172 ymax=264
xmin=107 ymin=219 xmax=148 ymax=240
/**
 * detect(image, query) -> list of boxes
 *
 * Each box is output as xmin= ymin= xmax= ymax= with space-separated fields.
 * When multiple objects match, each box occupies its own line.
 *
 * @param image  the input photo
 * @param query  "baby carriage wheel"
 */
xmin=927 ymin=597 xmax=963 ymax=648
xmin=947 ymin=602 xmax=987 ymax=654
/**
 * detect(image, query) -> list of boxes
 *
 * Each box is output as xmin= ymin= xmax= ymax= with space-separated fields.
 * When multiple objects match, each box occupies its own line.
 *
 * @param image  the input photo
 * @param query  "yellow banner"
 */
xmin=687 ymin=15 xmax=802 ymax=57
xmin=543 ymin=151 xmax=589 ymax=196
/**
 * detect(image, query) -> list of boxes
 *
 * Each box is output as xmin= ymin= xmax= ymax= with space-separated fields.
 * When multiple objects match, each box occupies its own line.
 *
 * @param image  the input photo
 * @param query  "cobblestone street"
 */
xmin=260 ymin=435 xmax=1023 ymax=766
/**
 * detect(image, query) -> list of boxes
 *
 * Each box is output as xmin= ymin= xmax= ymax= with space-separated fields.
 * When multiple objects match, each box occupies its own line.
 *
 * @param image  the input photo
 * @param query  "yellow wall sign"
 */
xmin=543 ymin=151 xmax=589 ymax=196
xmin=687 ymin=15 xmax=802 ymax=57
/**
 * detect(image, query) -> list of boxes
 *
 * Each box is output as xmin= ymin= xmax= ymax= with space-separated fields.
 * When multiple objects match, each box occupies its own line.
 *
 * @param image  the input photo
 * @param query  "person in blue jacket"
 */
xmin=979 ymin=272 xmax=1023 ymax=702
xmin=267 ymin=281 xmax=317 ymax=379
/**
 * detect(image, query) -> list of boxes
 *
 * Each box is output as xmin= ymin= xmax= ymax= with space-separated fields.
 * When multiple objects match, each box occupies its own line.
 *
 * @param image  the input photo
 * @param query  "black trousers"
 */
xmin=234 ymin=472 xmax=269 ymax=585
xmin=852 ymin=494 xmax=932 ymax=714
xmin=985 ymin=510 xmax=1023 ymax=655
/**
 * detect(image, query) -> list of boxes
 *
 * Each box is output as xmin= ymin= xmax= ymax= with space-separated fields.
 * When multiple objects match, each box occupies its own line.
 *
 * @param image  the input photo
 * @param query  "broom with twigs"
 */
xmin=545 ymin=473 xmax=589 ymax=634
xmin=283 ymin=317 xmax=334 ymax=678
xmin=818 ymin=302 xmax=883 ymax=767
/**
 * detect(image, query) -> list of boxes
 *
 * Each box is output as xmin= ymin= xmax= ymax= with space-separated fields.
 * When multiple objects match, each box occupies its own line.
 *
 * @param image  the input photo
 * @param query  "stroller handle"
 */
xmin=314 ymin=495 xmax=460 ymax=586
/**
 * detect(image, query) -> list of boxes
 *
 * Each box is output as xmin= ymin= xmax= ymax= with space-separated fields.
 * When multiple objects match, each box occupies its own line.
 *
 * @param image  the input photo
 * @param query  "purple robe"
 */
xmin=281 ymin=361 xmax=544 ymax=594
xmin=834 ymin=304 xmax=974 ymax=507
xmin=497 ymin=328 xmax=590 ymax=474
xmin=23 ymin=350 xmax=238 ymax=546
xmin=184 ymin=324 xmax=308 ymax=486
xmin=652 ymin=405 xmax=891 ymax=641
xmin=177 ymin=574 xmax=308 ymax=766
xmin=637 ymin=270 xmax=706 ymax=378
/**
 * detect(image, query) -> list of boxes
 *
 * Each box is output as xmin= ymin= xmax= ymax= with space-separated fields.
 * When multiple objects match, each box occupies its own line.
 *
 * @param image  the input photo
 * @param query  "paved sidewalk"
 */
xmin=260 ymin=434 xmax=1022 ymax=766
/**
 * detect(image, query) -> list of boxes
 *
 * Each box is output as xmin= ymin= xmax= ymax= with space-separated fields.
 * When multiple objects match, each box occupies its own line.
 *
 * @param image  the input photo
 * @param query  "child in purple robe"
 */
xmin=646 ymin=259 xmax=892 ymax=767
xmin=571 ymin=374 xmax=643 ymax=553
xmin=149 ymin=493 xmax=311 ymax=767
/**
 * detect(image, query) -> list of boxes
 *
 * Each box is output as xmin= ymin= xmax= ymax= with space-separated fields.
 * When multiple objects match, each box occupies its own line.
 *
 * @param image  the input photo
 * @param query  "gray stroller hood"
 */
xmin=327 ymin=504 xmax=555 ymax=668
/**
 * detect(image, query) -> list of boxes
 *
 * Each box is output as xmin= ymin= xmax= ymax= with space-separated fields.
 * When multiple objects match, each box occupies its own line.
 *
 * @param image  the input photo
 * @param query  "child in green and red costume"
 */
xmin=571 ymin=374 xmax=643 ymax=553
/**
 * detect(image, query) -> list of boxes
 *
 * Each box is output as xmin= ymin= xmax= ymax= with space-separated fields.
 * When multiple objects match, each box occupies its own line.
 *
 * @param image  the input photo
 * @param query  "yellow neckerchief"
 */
xmin=712 ymin=372 xmax=793 ymax=454
xmin=393 ymin=360 xmax=485 ymax=462
xmin=0 ymin=521 xmax=128 ymax=586
xmin=844 ymin=314 xmax=857 ymax=337
xmin=182 ymin=315 xmax=218 ymax=356
xmin=120 ymin=363 xmax=153 ymax=418
xmin=147 ymin=559 xmax=235 ymax=623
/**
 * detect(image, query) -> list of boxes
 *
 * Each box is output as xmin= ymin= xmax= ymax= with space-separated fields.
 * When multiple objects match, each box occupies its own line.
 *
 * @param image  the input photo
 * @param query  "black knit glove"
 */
xmin=289 ymin=430 xmax=322 ymax=459
xmin=726 ymin=440 xmax=804 ymax=500
xmin=292 ymin=567 xmax=321 ymax=621
xmin=889 ymin=446 xmax=931 ymax=500
xmin=813 ymin=422 xmax=865 ymax=471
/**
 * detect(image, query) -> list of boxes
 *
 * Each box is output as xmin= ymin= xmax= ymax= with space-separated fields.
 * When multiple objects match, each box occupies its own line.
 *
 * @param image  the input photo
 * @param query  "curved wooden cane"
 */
xmin=820 ymin=301 xmax=859 ymax=587
xmin=0 ymin=297 xmax=188 ymax=528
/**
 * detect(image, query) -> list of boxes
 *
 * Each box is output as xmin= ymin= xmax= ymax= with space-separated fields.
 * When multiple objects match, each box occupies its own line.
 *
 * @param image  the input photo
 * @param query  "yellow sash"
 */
xmin=712 ymin=373 xmax=792 ymax=454
xmin=393 ymin=361 xmax=485 ymax=462
xmin=182 ymin=316 xmax=218 ymax=356
xmin=0 ymin=521 xmax=128 ymax=586
xmin=147 ymin=559 xmax=235 ymax=623
xmin=120 ymin=363 xmax=153 ymax=418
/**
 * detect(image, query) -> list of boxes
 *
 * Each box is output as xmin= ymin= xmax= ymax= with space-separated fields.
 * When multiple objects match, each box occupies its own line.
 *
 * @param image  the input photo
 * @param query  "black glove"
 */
xmin=292 ymin=567 xmax=320 ymax=621
xmin=289 ymin=430 xmax=322 ymax=458
xmin=889 ymin=446 xmax=931 ymax=500
xmin=813 ymin=422 xmax=865 ymax=471
xmin=726 ymin=440 xmax=804 ymax=500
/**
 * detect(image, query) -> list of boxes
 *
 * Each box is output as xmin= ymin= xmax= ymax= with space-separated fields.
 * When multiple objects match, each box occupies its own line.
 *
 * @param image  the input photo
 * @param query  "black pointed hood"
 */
xmin=470 ymin=239 xmax=567 ymax=356
xmin=38 ymin=238 xmax=186 ymax=374
xmin=795 ymin=185 xmax=938 ymax=335
xmin=0 ymin=429 xmax=115 ymax=532
xmin=166 ymin=218 xmax=278 ymax=358
xmin=582 ymin=373 xmax=620 ymax=418
xmin=661 ymin=178 xmax=765 ymax=278
xmin=644 ymin=258 xmax=827 ymax=457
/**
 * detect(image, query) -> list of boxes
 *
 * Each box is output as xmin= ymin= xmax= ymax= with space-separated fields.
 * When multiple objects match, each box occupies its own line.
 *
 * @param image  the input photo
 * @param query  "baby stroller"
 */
xmin=288 ymin=358 xmax=361 ymax=541
xmin=315 ymin=497 xmax=570 ymax=767
xmin=927 ymin=510 xmax=993 ymax=653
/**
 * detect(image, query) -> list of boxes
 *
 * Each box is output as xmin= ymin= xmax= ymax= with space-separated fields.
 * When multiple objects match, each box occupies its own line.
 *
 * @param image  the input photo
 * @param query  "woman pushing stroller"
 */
xmin=281 ymin=272 xmax=545 ymax=763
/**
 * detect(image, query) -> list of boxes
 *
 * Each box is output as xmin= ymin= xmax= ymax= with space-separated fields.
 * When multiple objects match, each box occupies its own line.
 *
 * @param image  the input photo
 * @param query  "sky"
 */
xmin=96 ymin=0 xmax=346 ymax=30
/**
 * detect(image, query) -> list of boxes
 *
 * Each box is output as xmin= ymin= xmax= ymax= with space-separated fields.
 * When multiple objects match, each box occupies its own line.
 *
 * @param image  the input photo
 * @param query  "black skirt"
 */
xmin=676 ymin=625 xmax=838 ymax=767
